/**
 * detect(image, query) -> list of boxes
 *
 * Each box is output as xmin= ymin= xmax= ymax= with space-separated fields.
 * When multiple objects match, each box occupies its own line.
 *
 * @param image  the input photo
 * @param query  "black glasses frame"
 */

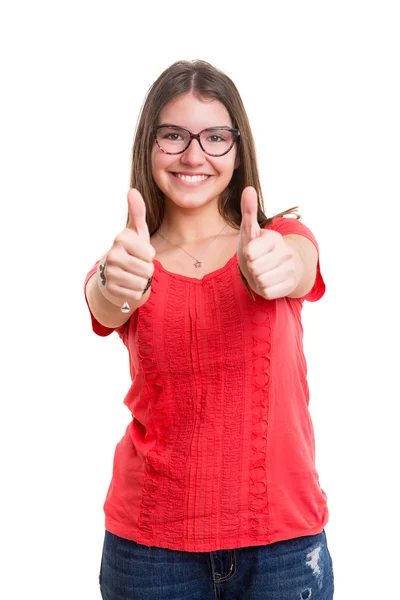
xmin=152 ymin=124 xmax=240 ymax=157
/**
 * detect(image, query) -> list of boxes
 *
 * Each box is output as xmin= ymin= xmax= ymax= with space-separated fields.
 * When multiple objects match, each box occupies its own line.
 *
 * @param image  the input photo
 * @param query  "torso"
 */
xmin=150 ymin=227 xmax=240 ymax=280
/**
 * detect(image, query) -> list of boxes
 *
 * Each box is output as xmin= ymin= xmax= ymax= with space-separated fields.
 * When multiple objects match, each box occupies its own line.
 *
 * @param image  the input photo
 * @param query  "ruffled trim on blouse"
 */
xmin=135 ymin=271 xmax=169 ymax=537
xmin=249 ymin=299 xmax=271 ymax=538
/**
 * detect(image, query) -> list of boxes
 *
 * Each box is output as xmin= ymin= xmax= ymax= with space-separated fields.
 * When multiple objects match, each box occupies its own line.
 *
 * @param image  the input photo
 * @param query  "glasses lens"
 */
xmin=200 ymin=128 xmax=235 ymax=156
xmin=156 ymin=126 xmax=190 ymax=153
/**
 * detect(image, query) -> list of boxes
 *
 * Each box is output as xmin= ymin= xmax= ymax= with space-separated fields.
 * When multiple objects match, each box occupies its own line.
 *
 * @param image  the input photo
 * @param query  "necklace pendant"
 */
xmin=194 ymin=261 xmax=202 ymax=268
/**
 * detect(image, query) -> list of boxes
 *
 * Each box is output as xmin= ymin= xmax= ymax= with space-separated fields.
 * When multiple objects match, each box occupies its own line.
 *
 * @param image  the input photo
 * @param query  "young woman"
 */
xmin=84 ymin=60 xmax=334 ymax=600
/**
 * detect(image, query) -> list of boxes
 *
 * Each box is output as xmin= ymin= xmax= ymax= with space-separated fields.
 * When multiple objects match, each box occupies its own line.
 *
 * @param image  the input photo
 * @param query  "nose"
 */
xmin=180 ymin=138 xmax=206 ymax=166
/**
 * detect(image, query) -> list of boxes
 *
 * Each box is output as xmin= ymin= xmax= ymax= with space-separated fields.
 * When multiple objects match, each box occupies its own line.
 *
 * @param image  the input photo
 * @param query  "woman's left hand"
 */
xmin=237 ymin=187 xmax=302 ymax=300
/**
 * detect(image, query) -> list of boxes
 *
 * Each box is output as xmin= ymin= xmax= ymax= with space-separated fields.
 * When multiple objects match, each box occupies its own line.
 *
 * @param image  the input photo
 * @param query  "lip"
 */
xmin=170 ymin=171 xmax=213 ymax=176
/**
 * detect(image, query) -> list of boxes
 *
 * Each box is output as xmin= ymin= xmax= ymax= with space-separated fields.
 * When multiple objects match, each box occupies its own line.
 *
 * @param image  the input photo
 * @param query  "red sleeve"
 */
xmin=265 ymin=216 xmax=326 ymax=302
xmin=83 ymin=261 xmax=130 ymax=339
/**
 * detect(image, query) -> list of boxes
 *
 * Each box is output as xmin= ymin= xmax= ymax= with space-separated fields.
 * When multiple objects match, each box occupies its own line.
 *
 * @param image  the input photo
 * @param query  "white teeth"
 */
xmin=175 ymin=174 xmax=209 ymax=182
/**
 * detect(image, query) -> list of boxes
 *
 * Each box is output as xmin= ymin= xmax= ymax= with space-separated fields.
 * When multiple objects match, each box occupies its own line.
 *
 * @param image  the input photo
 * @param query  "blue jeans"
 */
xmin=100 ymin=529 xmax=334 ymax=599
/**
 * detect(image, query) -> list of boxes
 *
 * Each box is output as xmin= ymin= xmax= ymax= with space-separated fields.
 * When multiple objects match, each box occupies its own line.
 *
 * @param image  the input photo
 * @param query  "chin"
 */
xmin=166 ymin=191 xmax=219 ymax=209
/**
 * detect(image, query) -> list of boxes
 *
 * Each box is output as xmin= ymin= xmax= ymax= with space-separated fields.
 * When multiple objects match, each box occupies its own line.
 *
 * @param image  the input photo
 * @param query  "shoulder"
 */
xmin=265 ymin=216 xmax=320 ymax=252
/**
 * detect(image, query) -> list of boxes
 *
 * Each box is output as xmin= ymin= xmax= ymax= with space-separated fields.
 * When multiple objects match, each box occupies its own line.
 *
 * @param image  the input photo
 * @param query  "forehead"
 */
xmin=158 ymin=92 xmax=232 ymax=130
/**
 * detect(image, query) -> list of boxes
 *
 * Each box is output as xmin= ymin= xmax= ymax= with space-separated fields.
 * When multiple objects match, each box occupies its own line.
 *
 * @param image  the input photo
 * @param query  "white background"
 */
xmin=1 ymin=1 xmax=399 ymax=598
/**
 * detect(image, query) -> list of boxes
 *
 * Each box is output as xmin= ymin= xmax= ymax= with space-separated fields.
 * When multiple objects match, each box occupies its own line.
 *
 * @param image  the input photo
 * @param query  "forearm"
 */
xmin=85 ymin=255 xmax=150 ymax=329
xmin=283 ymin=235 xmax=317 ymax=299
xmin=282 ymin=238 xmax=305 ymax=298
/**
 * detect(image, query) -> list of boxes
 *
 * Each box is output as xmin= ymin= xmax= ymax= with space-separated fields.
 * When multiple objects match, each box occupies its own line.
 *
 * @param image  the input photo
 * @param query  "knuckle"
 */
xmin=244 ymin=249 xmax=253 ymax=261
xmin=261 ymin=285 xmax=272 ymax=299
xmin=113 ymin=232 xmax=125 ymax=247
xmin=149 ymin=245 xmax=156 ymax=261
xmin=248 ymin=263 xmax=258 ymax=277
xmin=105 ymin=247 xmax=122 ymax=266
xmin=285 ymin=260 xmax=296 ymax=276
xmin=105 ymin=249 xmax=116 ymax=264
xmin=284 ymin=246 xmax=295 ymax=260
xmin=286 ymin=252 xmax=295 ymax=263
xmin=147 ymin=262 xmax=155 ymax=278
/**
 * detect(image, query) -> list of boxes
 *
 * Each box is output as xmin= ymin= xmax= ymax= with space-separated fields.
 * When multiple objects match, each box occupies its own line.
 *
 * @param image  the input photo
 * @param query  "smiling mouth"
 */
xmin=171 ymin=173 xmax=211 ymax=183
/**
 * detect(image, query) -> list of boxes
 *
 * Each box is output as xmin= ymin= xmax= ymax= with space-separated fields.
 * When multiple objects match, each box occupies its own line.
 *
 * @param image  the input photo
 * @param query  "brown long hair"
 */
xmin=129 ymin=60 xmax=300 ymax=235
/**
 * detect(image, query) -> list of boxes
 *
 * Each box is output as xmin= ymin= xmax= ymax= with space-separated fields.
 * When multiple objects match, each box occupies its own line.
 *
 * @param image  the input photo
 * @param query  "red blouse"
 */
xmin=84 ymin=217 xmax=329 ymax=552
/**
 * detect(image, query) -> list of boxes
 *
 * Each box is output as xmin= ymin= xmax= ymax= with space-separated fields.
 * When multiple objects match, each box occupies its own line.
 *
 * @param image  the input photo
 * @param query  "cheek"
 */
xmin=151 ymin=149 xmax=167 ymax=182
xmin=217 ymin=157 xmax=237 ymax=179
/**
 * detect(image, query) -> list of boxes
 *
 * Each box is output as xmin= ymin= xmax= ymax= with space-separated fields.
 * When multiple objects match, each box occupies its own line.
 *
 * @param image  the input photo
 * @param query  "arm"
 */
xmin=283 ymin=234 xmax=319 ymax=299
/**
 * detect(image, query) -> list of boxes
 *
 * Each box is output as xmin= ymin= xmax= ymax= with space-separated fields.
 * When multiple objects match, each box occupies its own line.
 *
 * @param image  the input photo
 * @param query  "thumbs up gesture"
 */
xmin=99 ymin=189 xmax=156 ymax=306
xmin=237 ymin=187 xmax=299 ymax=300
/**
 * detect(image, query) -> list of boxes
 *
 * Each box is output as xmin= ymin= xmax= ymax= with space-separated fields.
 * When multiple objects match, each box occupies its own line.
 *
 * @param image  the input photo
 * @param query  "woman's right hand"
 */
xmin=99 ymin=188 xmax=156 ymax=306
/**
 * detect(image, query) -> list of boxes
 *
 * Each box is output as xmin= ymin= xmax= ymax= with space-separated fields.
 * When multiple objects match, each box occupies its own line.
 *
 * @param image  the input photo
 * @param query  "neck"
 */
xmin=158 ymin=200 xmax=230 ymax=244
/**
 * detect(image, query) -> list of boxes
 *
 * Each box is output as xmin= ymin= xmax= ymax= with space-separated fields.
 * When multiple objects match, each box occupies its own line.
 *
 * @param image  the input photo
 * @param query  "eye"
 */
xmin=207 ymin=134 xmax=224 ymax=143
xmin=163 ymin=132 xmax=183 ymax=141
xmin=203 ymin=129 xmax=232 ymax=144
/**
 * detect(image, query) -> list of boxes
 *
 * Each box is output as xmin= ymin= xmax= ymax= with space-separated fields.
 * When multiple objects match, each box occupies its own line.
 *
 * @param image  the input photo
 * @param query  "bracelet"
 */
xmin=142 ymin=276 xmax=153 ymax=295
xmin=99 ymin=261 xmax=107 ymax=286
xmin=238 ymin=265 xmax=256 ymax=301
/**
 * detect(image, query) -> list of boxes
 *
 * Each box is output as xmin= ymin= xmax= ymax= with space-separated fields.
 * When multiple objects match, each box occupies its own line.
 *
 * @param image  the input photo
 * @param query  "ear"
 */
xmin=234 ymin=155 xmax=240 ymax=169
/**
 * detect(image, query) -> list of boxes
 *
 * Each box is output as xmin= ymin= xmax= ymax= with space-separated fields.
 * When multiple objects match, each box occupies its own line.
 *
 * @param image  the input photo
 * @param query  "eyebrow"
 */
xmin=157 ymin=123 xmax=234 ymax=131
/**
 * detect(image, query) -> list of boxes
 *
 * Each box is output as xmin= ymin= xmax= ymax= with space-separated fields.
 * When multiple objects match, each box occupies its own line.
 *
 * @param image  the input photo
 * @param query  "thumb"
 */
xmin=127 ymin=188 xmax=150 ymax=239
xmin=240 ymin=186 xmax=261 ymax=241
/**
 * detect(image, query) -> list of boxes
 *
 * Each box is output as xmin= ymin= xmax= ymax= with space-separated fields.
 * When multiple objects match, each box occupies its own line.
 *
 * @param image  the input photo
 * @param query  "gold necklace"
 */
xmin=156 ymin=223 xmax=229 ymax=268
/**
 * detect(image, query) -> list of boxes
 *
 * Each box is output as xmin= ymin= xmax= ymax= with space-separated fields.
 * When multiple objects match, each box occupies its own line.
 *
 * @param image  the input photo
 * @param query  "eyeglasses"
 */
xmin=152 ymin=124 xmax=240 ymax=157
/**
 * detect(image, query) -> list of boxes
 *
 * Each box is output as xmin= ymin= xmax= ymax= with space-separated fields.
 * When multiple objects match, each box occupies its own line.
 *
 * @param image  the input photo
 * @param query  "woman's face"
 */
xmin=151 ymin=91 xmax=239 ymax=211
